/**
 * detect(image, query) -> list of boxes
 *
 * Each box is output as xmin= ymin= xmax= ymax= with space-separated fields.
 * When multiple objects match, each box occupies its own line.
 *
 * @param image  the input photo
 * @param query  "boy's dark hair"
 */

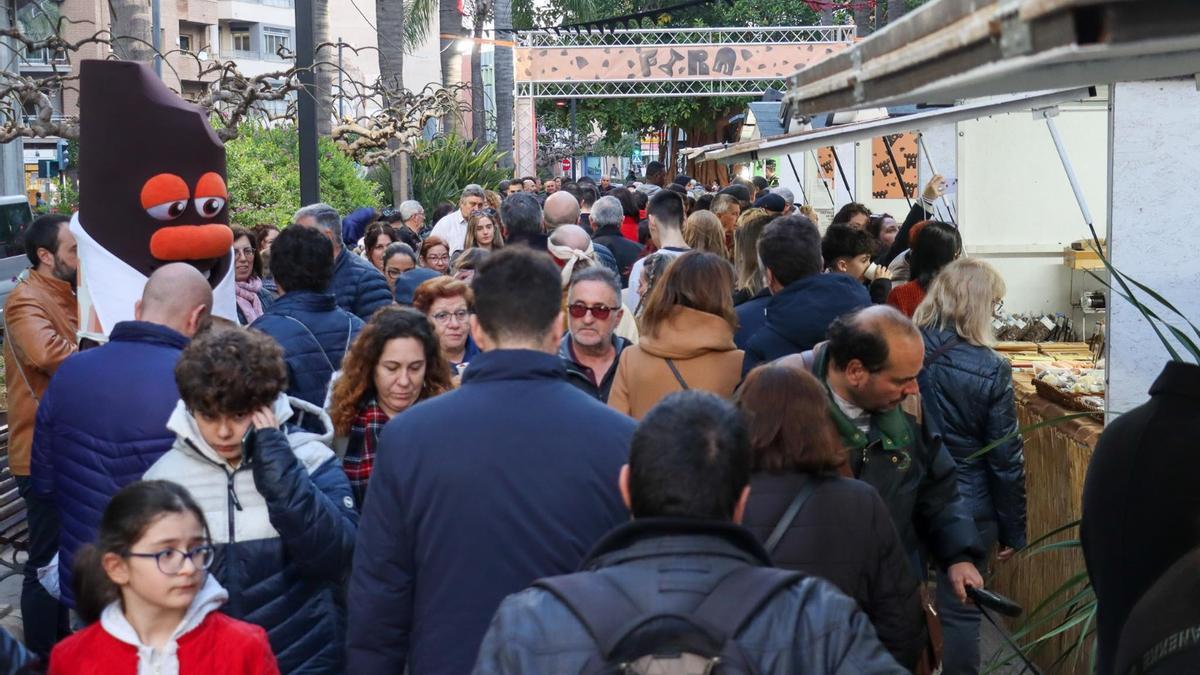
xmin=176 ymin=328 xmax=288 ymax=416
xmin=629 ymin=391 xmax=750 ymax=520
xmin=832 ymin=202 xmax=872 ymax=225
xmin=500 ymin=192 xmax=543 ymax=237
xmin=24 ymin=214 xmax=70 ymax=267
xmin=273 ymin=224 xmax=334 ymax=293
xmin=757 ymin=215 xmax=822 ymax=286
xmin=471 ymin=247 xmax=561 ymax=343
xmin=647 ymin=190 xmax=685 ymax=231
xmin=821 ymin=223 xmax=876 ymax=269
xmin=74 ymin=480 xmax=211 ymax=624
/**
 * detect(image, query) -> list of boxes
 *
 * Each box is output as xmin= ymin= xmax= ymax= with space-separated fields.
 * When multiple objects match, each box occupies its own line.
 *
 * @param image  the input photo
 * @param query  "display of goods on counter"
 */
xmin=995 ymin=313 xmax=1078 ymax=343
xmin=1032 ymin=364 xmax=1105 ymax=420
xmin=995 ymin=342 xmax=1098 ymax=369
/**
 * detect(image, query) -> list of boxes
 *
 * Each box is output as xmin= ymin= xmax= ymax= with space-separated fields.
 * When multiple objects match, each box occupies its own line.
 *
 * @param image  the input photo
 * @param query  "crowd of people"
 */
xmin=0 ymin=159 xmax=1045 ymax=675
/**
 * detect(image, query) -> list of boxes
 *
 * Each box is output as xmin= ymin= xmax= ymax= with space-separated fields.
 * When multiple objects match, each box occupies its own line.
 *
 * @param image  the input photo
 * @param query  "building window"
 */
xmin=263 ymin=28 xmax=290 ymax=58
xmin=231 ymin=26 xmax=251 ymax=53
xmin=179 ymin=33 xmax=192 ymax=52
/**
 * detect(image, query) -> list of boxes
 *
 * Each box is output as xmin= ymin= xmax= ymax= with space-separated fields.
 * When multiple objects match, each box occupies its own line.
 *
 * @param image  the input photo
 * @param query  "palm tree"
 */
xmin=109 ymin=0 xmax=155 ymax=65
xmin=314 ymin=0 xmax=333 ymax=136
xmin=376 ymin=0 xmax=406 ymax=202
xmin=493 ymin=0 xmax=514 ymax=169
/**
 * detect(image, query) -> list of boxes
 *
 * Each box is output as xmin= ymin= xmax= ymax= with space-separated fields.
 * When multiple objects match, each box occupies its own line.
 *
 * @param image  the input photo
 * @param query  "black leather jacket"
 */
xmin=472 ymin=518 xmax=907 ymax=674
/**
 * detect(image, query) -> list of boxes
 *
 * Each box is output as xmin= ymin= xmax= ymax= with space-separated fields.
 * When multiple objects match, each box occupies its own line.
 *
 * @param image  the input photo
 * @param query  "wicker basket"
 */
xmin=1033 ymin=379 xmax=1104 ymax=422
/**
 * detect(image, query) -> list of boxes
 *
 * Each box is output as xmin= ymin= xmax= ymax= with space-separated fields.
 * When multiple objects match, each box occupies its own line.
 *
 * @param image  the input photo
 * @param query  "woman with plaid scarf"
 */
xmin=330 ymin=307 xmax=454 ymax=506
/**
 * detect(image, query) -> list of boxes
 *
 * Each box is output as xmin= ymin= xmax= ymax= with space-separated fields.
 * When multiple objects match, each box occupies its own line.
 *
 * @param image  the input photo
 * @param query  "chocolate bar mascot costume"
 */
xmin=72 ymin=59 xmax=237 ymax=341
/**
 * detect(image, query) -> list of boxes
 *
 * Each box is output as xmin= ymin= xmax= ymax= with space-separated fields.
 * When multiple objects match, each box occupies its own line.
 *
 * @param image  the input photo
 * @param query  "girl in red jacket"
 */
xmin=48 ymin=480 xmax=279 ymax=675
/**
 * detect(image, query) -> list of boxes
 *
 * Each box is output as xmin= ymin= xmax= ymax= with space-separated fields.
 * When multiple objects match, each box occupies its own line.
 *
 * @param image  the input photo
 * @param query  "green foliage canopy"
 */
xmin=224 ymin=123 xmax=382 ymax=228
xmin=410 ymin=135 xmax=510 ymax=212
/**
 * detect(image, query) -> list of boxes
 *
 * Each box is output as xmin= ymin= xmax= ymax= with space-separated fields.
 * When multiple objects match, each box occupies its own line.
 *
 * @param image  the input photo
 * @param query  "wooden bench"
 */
xmin=0 ymin=426 xmax=27 ymax=582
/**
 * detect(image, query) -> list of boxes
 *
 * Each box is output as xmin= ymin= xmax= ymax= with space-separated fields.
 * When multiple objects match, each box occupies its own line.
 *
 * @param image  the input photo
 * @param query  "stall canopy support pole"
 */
xmin=882 ymin=134 xmax=914 ymax=209
xmin=830 ymin=145 xmax=854 ymax=202
xmin=917 ymin=132 xmax=957 ymax=225
xmin=785 ymin=153 xmax=809 ymax=205
xmin=1041 ymin=109 xmax=1095 ymax=230
xmin=811 ymin=150 xmax=835 ymax=208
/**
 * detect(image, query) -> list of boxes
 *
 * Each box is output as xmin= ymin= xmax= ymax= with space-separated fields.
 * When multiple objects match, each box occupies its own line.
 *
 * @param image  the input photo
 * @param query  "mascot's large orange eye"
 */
xmin=193 ymin=172 xmax=228 ymax=220
xmin=141 ymin=173 xmax=190 ymax=221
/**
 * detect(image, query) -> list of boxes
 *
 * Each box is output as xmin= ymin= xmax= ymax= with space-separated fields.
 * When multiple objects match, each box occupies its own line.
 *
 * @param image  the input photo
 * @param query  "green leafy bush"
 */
xmin=411 ymin=135 xmax=509 ymax=213
xmin=225 ymin=123 xmax=382 ymax=228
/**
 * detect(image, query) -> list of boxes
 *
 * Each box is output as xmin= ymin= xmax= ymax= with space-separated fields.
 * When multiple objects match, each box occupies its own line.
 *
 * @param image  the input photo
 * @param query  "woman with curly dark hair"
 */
xmin=330 ymin=307 xmax=452 ymax=504
xmin=143 ymin=327 xmax=357 ymax=675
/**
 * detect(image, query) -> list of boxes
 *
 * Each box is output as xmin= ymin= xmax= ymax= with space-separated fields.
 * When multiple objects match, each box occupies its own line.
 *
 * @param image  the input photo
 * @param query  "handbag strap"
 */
xmin=763 ymin=478 xmax=821 ymax=555
xmin=279 ymin=315 xmax=336 ymax=372
xmin=925 ymin=335 xmax=961 ymax=366
xmin=665 ymin=358 xmax=689 ymax=390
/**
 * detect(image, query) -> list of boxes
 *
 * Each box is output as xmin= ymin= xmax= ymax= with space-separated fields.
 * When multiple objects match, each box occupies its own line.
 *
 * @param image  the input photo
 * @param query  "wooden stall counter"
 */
xmin=990 ymin=371 xmax=1102 ymax=673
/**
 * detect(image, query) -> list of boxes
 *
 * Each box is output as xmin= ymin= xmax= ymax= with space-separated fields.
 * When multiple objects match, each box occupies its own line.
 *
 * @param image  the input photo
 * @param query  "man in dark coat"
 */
xmin=472 ymin=391 xmax=906 ymax=674
xmin=294 ymin=203 xmax=392 ymax=320
xmin=347 ymin=247 xmax=635 ymax=675
xmin=589 ymin=195 xmax=643 ymax=287
xmin=799 ymin=307 xmax=983 ymax=599
xmin=742 ymin=216 xmax=871 ymax=372
xmin=252 ymin=225 xmax=363 ymax=406
xmin=32 ymin=263 xmax=213 ymax=609
xmin=1082 ymin=361 xmax=1200 ymax=675
xmin=500 ymin=192 xmax=549 ymax=251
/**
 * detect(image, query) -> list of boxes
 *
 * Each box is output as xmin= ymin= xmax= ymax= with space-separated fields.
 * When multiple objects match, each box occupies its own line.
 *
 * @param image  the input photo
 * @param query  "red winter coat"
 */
xmin=48 ymin=612 xmax=279 ymax=675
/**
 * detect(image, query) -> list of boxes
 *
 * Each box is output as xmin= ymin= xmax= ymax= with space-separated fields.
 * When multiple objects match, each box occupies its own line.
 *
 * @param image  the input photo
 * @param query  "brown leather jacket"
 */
xmin=3 ymin=269 xmax=78 ymax=475
xmin=608 ymin=306 xmax=743 ymax=420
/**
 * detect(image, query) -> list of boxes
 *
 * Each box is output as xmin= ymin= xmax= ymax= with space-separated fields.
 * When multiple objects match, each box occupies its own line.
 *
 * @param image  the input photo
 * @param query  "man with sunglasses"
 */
xmin=560 ymin=266 xmax=630 ymax=402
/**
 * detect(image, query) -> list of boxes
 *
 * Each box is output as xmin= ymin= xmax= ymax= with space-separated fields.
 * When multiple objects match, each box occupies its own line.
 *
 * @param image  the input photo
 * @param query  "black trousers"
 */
xmin=14 ymin=476 xmax=68 ymax=657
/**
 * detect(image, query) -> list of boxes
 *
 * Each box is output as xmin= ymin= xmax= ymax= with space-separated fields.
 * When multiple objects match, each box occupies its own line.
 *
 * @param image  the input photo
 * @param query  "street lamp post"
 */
xmin=295 ymin=0 xmax=320 ymax=204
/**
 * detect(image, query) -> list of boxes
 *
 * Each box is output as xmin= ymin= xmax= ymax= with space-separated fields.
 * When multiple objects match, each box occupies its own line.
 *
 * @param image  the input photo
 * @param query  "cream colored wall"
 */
xmin=327 ymin=0 xmax=444 ymax=110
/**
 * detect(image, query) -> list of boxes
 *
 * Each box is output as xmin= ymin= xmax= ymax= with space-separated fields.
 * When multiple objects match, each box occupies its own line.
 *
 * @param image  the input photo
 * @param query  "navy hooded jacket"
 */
xmin=31 ymin=321 xmax=188 ymax=608
xmin=330 ymin=247 xmax=392 ymax=320
xmin=743 ymin=273 xmax=871 ymax=373
xmin=251 ymin=290 xmax=363 ymax=407
xmin=733 ymin=288 xmax=772 ymax=350
xmin=144 ymin=394 xmax=358 ymax=674
xmin=347 ymin=349 xmax=634 ymax=675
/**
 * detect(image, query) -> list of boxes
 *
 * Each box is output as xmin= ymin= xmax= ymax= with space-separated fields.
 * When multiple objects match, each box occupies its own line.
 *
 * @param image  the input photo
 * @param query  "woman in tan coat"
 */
xmin=609 ymin=251 xmax=744 ymax=419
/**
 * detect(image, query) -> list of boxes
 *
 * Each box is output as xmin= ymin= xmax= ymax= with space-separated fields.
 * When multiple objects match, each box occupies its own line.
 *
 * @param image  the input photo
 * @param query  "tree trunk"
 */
xmin=854 ymin=7 xmax=874 ymax=36
xmin=493 ymin=0 xmax=514 ymax=169
xmin=820 ymin=9 xmax=835 ymax=25
xmin=440 ymin=0 xmax=464 ymax=135
xmin=377 ymin=0 xmax=407 ymax=203
xmin=470 ymin=19 xmax=485 ymax=141
xmin=109 ymin=0 xmax=156 ymax=64
xmin=888 ymin=0 xmax=908 ymax=24
xmin=314 ymin=0 xmax=333 ymax=136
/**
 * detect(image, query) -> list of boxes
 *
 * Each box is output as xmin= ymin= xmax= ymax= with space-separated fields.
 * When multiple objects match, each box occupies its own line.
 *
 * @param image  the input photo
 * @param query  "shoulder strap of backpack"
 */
xmin=690 ymin=566 xmax=804 ymax=639
xmin=534 ymin=573 xmax=642 ymax=657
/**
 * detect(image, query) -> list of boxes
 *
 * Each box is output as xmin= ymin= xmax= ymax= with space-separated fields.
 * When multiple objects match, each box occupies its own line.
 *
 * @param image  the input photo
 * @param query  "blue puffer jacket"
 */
xmin=251 ymin=291 xmax=364 ymax=407
xmin=330 ymin=247 xmax=392 ymax=320
xmin=473 ymin=518 xmax=907 ymax=674
xmin=919 ymin=327 xmax=1027 ymax=549
xmin=31 ymin=321 xmax=189 ymax=608
xmin=144 ymin=394 xmax=358 ymax=675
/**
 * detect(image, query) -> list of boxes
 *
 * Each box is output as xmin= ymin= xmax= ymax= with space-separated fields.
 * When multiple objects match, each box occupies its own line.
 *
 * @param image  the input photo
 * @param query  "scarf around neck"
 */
xmin=235 ymin=276 xmax=265 ymax=324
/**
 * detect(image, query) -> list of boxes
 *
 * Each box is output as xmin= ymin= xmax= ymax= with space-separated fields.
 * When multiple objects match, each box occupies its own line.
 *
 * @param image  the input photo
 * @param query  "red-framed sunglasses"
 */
xmin=568 ymin=302 xmax=618 ymax=320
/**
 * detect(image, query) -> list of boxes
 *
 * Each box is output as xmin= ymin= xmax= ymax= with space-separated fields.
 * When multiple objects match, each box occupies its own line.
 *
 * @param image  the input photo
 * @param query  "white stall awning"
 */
xmin=705 ymin=86 xmax=1096 ymax=164
xmin=783 ymin=0 xmax=1200 ymax=116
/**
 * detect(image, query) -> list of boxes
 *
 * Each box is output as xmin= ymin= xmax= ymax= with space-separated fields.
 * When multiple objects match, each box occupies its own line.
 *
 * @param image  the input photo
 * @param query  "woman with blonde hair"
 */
xmin=913 ymin=257 xmax=1026 ymax=675
xmin=463 ymin=208 xmax=504 ymax=251
xmin=330 ymin=306 xmax=453 ymax=504
xmin=732 ymin=209 xmax=775 ymax=305
xmin=683 ymin=210 xmax=728 ymax=258
xmin=608 ymin=250 xmax=743 ymax=419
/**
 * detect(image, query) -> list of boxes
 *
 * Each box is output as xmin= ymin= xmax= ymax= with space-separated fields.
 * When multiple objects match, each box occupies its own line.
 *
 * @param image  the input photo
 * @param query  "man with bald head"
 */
xmin=788 ymin=306 xmax=985 ymax=638
xmin=545 ymin=192 xmax=622 ymax=279
xmin=31 ymin=262 xmax=214 ymax=610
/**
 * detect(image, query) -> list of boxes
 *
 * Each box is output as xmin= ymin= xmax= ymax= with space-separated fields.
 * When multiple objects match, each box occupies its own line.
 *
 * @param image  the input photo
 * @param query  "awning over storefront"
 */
xmin=783 ymin=0 xmax=1200 ymax=116
xmin=703 ymin=86 xmax=1095 ymax=164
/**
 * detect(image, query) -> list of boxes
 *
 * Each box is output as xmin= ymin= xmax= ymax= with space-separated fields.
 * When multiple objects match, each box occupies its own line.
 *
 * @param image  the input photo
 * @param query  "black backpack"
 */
xmin=534 ymin=565 xmax=803 ymax=675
